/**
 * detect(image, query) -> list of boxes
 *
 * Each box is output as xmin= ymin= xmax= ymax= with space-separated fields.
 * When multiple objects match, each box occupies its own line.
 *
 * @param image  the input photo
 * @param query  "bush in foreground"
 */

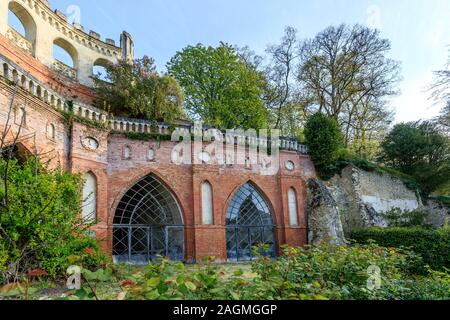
xmin=0 ymin=158 xmax=108 ymax=284
xmin=350 ymin=227 xmax=450 ymax=273
xmin=69 ymin=243 xmax=449 ymax=301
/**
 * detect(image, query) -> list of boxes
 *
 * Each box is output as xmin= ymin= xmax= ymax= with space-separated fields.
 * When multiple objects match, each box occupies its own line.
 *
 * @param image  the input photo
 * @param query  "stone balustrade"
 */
xmin=0 ymin=56 xmax=308 ymax=155
xmin=53 ymin=59 xmax=77 ymax=80
xmin=6 ymin=27 xmax=33 ymax=55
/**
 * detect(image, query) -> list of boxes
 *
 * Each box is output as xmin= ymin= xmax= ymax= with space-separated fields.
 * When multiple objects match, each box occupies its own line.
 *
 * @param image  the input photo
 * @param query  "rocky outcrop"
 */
xmin=307 ymin=179 xmax=347 ymax=245
xmin=306 ymin=165 xmax=450 ymax=244
xmin=423 ymin=200 xmax=450 ymax=227
xmin=329 ymin=166 xmax=423 ymax=233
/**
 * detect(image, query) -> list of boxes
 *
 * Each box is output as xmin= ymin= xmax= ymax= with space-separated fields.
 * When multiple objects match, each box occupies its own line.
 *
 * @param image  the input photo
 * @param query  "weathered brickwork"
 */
xmin=0 ymin=0 xmax=317 ymax=262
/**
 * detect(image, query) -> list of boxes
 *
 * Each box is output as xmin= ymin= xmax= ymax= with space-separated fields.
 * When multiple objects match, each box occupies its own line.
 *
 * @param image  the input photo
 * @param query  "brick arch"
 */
xmin=221 ymin=180 xmax=278 ymax=227
xmin=109 ymin=170 xmax=187 ymax=227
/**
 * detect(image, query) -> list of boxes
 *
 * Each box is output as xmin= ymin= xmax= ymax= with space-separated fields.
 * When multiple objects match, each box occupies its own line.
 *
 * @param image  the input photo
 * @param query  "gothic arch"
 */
xmin=222 ymin=180 xmax=277 ymax=226
xmin=112 ymin=173 xmax=185 ymax=264
xmin=224 ymin=181 xmax=277 ymax=261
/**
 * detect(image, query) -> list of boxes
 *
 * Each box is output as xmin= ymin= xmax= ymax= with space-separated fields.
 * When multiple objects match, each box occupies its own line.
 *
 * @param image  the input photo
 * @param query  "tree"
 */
xmin=379 ymin=121 xmax=450 ymax=194
xmin=430 ymin=47 xmax=450 ymax=106
xmin=297 ymin=24 xmax=399 ymax=145
xmin=304 ymin=113 xmax=344 ymax=176
xmin=436 ymin=101 xmax=450 ymax=135
xmin=93 ymin=56 xmax=184 ymax=122
xmin=345 ymin=97 xmax=393 ymax=159
xmin=167 ymin=43 xmax=268 ymax=129
xmin=431 ymin=47 xmax=450 ymax=135
xmin=263 ymin=27 xmax=303 ymax=137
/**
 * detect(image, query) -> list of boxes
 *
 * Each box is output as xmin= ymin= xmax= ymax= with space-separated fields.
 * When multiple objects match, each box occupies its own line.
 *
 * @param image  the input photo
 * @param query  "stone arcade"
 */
xmin=0 ymin=0 xmax=316 ymax=263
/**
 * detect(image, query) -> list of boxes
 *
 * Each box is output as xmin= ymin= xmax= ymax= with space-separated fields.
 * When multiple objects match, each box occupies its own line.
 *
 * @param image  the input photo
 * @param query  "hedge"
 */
xmin=350 ymin=227 xmax=450 ymax=273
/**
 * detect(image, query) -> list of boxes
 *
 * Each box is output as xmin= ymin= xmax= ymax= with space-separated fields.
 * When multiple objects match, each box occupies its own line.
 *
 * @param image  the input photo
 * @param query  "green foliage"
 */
xmin=60 ymin=109 xmax=108 ymax=131
xmin=7 ymin=244 xmax=450 ymax=300
xmin=83 ymin=244 xmax=445 ymax=301
xmin=93 ymin=56 xmax=184 ymax=122
xmin=0 ymin=158 xmax=108 ymax=283
xmin=350 ymin=227 xmax=450 ymax=273
xmin=70 ymin=267 xmax=115 ymax=300
xmin=249 ymin=244 xmax=421 ymax=300
xmin=304 ymin=113 xmax=344 ymax=177
xmin=382 ymin=208 xmax=428 ymax=228
xmin=379 ymin=121 xmax=450 ymax=194
xmin=167 ymin=43 xmax=269 ymax=129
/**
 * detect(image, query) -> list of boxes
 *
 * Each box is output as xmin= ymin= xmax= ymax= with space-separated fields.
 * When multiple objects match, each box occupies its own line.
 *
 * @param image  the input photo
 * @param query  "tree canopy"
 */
xmin=93 ymin=56 xmax=184 ymax=123
xmin=304 ymin=113 xmax=344 ymax=177
xmin=379 ymin=121 xmax=450 ymax=194
xmin=167 ymin=43 xmax=269 ymax=130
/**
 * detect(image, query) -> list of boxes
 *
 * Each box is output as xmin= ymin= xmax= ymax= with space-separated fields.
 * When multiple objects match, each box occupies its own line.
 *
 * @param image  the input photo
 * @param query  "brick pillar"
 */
xmin=192 ymin=166 xmax=228 ymax=262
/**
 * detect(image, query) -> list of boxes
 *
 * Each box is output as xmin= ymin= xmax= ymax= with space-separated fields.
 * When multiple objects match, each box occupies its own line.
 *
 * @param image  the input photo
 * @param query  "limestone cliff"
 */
xmin=307 ymin=165 xmax=450 ymax=244
xmin=307 ymin=179 xmax=347 ymax=245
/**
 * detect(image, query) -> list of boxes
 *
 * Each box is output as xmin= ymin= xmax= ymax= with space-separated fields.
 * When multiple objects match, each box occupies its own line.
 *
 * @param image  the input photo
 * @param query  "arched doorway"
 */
xmin=113 ymin=174 xmax=184 ymax=264
xmin=226 ymin=183 xmax=276 ymax=262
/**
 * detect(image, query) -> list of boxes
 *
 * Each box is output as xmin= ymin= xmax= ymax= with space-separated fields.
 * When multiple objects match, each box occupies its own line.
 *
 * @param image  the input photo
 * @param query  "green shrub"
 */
xmin=108 ymin=244 xmax=423 ymax=301
xmin=39 ymin=236 xmax=109 ymax=277
xmin=0 ymin=158 xmax=109 ymax=283
xmin=304 ymin=113 xmax=344 ymax=178
xmin=382 ymin=208 xmax=428 ymax=228
xmin=379 ymin=121 xmax=450 ymax=195
xmin=350 ymin=227 xmax=450 ymax=273
xmin=249 ymin=244 xmax=422 ymax=300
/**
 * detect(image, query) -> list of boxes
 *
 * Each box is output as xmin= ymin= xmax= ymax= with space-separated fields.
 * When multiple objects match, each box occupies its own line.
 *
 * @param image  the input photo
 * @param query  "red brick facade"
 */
xmin=0 ymin=32 xmax=317 ymax=263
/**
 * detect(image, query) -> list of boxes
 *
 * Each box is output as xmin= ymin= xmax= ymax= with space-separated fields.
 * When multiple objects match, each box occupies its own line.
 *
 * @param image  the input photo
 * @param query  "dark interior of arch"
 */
xmin=226 ymin=183 xmax=276 ymax=262
xmin=113 ymin=175 xmax=184 ymax=264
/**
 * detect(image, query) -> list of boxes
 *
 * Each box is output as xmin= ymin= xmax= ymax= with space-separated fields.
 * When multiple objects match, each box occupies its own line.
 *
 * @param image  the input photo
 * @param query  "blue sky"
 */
xmin=43 ymin=0 xmax=450 ymax=123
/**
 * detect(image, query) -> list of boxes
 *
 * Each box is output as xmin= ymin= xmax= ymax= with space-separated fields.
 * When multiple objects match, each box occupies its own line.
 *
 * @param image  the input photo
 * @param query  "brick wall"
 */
xmin=0 ymin=38 xmax=317 ymax=262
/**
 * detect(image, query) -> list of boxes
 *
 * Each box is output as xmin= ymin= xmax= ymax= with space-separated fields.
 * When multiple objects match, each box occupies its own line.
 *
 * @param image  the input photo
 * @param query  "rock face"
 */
xmin=329 ymin=166 xmax=422 ymax=233
xmin=307 ymin=179 xmax=347 ymax=245
xmin=306 ymin=165 xmax=450 ymax=244
xmin=328 ymin=165 xmax=450 ymax=232
xmin=423 ymin=200 xmax=450 ymax=227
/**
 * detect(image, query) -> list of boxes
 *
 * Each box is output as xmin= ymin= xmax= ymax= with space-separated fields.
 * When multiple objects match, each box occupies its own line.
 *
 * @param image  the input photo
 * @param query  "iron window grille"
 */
xmin=113 ymin=175 xmax=184 ymax=264
xmin=226 ymin=183 xmax=276 ymax=262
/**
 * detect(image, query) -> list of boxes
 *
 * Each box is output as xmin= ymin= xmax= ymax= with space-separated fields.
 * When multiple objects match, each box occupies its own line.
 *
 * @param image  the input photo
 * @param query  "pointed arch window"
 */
xmin=201 ymin=182 xmax=213 ymax=225
xmin=123 ymin=146 xmax=132 ymax=159
xmin=288 ymin=188 xmax=299 ymax=226
xmin=113 ymin=174 xmax=184 ymax=263
xmin=226 ymin=183 xmax=276 ymax=261
xmin=15 ymin=107 xmax=26 ymax=126
xmin=82 ymin=172 xmax=97 ymax=223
